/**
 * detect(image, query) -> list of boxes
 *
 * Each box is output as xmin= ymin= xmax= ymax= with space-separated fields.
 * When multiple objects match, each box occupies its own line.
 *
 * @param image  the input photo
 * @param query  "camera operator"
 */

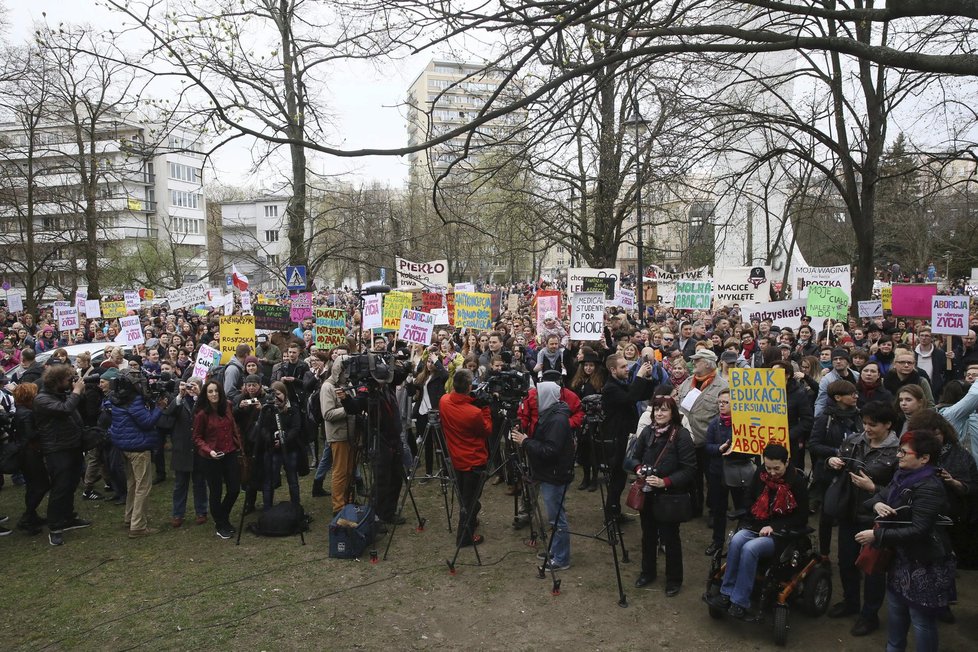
xmin=439 ymin=368 xmax=493 ymax=547
xmin=233 ymin=375 xmax=267 ymax=514
xmin=257 ymin=381 xmax=303 ymax=508
xmin=151 ymin=363 xmax=179 ymax=485
xmin=100 ymin=370 xmax=166 ymax=539
xmin=511 ymin=380 xmax=576 ymax=570
xmin=77 ymin=355 xmax=109 ymax=501
xmin=601 ymin=353 xmax=657 ymax=523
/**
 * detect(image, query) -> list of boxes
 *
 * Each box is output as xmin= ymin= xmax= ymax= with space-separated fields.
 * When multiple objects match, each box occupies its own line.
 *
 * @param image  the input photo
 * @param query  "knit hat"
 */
xmin=243 ymin=374 xmax=262 ymax=385
xmin=831 ymin=347 xmax=850 ymax=360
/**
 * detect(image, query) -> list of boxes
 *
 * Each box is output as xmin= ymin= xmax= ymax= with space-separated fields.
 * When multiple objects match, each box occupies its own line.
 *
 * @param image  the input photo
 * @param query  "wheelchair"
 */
xmin=703 ymin=516 xmax=833 ymax=646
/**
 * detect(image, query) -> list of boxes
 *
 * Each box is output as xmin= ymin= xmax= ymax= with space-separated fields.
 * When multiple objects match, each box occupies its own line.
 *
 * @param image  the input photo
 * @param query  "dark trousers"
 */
xmin=373 ymin=444 xmax=402 ymax=522
xmin=605 ymin=435 xmax=627 ymax=517
xmin=818 ymin=511 xmax=835 ymax=556
xmin=108 ymin=445 xmax=128 ymax=499
xmin=455 ymin=466 xmax=484 ymax=545
xmin=576 ymin=427 xmax=597 ymax=484
xmin=44 ymin=448 xmax=82 ymax=531
xmin=838 ymin=520 xmax=885 ymax=618
xmin=263 ymin=448 xmax=300 ymax=508
xmin=639 ymin=504 xmax=683 ymax=583
xmin=202 ymin=452 xmax=241 ymax=530
xmin=707 ymin=473 xmax=745 ymax=544
xmin=692 ymin=445 xmax=707 ymax=518
xmin=22 ymin=448 xmax=51 ymax=519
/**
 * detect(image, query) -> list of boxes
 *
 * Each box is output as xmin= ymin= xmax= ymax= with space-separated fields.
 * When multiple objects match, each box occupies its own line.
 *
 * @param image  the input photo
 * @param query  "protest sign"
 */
xmin=240 ymin=290 xmax=252 ymax=312
xmin=84 ymin=299 xmax=101 ymax=319
xmin=382 ymin=291 xmax=412 ymax=331
xmin=362 ymin=294 xmax=382 ymax=330
xmin=446 ymin=292 xmax=456 ymax=327
xmin=570 ymin=292 xmax=605 ymax=341
xmin=222 ymin=294 xmax=235 ymax=316
xmin=490 ymin=291 xmax=502 ymax=321
xmin=53 ymin=301 xmax=70 ymax=319
xmin=536 ymin=291 xmax=560 ymax=333
xmin=744 ymin=300 xmax=825 ymax=332
xmin=192 ymin=343 xmax=221 ymax=379
xmin=102 ymin=300 xmax=127 ymax=319
xmin=858 ymin=300 xmax=883 ymax=318
xmin=421 ymin=292 xmax=444 ymax=313
xmin=728 ymin=367 xmax=790 ymax=454
xmin=398 ymin=309 xmax=435 ymax=345
xmin=931 ymin=296 xmax=971 ymax=336
xmin=75 ymin=289 xmax=86 ymax=312
xmin=508 ymin=294 xmax=519 ymax=312
xmin=791 ymin=264 xmax=852 ymax=299
xmin=207 ymin=290 xmax=224 ymax=308
xmin=167 ymin=282 xmax=207 ymax=309
xmin=806 ymin=284 xmax=850 ymax=320
xmin=965 ymin=284 xmax=978 ymax=297
xmin=119 ymin=315 xmax=145 ymax=346
xmin=219 ymin=315 xmax=256 ymax=363
xmin=891 ymin=283 xmax=937 ymax=318
xmin=289 ymin=292 xmax=312 ymax=323
xmin=315 ymin=308 xmax=347 ymax=349
xmin=454 ymin=282 xmax=475 ymax=292
xmin=431 ymin=308 xmax=449 ymax=325
xmin=567 ymin=268 xmax=619 ymax=295
xmin=58 ymin=307 xmax=79 ymax=332
xmin=648 ymin=265 xmax=709 ymax=304
xmin=881 ymin=285 xmax=892 ymax=310
xmin=123 ymin=291 xmax=141 ymax=310
xmin=582 ymin=276 xmax=615 ymax=300
xmin=674 ymin=280 xmax=713 ymax=310
xmin=7 ymin=291 xmax=22 ymax=314
xmin=395 ymin=257 xmax=449 ymax=289
xmin=454 ymin=291 xmax=492 ymax=330
xmin=713 ymin=266 xmax=771 ymax=307
xmin=615 ymin=288 xmax=636 ymax=310
xmin=254 ymin=304 xmax=291 ymax=331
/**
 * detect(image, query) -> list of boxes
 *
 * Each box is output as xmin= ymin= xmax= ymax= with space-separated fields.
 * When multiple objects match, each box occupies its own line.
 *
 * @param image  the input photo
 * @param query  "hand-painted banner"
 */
xmin=791 ymin=264 xmax=852 ymax=299
xmin=382 ymin=291 xmax=412 ymax=331
xmin=728 ymin=367 xmax=789 ymax=454
xmin=570 ymin=292 xmax=604 ymax=341
xmin=614 ymin=288 xmax=636 ymax=310
xmin=454 ymin=291 xmax=492 ymax=330
xmin=806 ymin=284 xmax=850 ymax=320
xmin=398 ymin=309 xmax=435 ymax=345
xmin=890 ymin=283 xmax=937 ymax=318
xmin=123 ymin=291 xmax=141 ymax=310
xmin=240 ymin=290 xmax=252 ymax=312
xmin=167 ymin=282 xmax=207 ymax=309
xmin=119 ymin=315 xmax=145 ymax=346
xmin=315 ymin=307 xmax=347 ymax=349
xmin=84 ymin=299 xmax=101 ymax=319
xmin=743 ymin=299 xmax=825 ymax=332
xmin=192 ymin=343 xmax=221 ymax=380
xmin=102 ymin=300 xmax=127 ymax=319
xmin=396 ymin=257 xmax=448 ymax=289
xmin=857 ymin=300 xmax=882 ymax=318
xmin=254 ymin=304 xmax=291 ymax=331
xmin=7 ymin=291 xmax=22 ymax=314
xmin=931 ymin=296 xmax=970 ymax=336
xmin=362 ymin=294 xmax=382 ymax=330
xmin=674 ymin=279 xmax=713 ymax=310
xmin=219 ymin=315 xmax=256 ymax=363
xmin=289 ymin=292 xmax=312 ymax=323
xmin=567 ymin=267 xmax=619 ymax=295
xmin=713 ymin=266 xmax=770 ymax=307
xmin=58 ymin=307 xmax=79 ymax=332
xmin=421 ymin=292 xmax=444 ymax=312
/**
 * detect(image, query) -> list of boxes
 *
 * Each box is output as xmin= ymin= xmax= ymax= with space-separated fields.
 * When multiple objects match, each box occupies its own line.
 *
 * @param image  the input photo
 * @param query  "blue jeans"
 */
xmin=172 ymin=469 xmax=208 ymax=518
xmin=886 ymin=590 xmax=938 ymax=652
xmin=314 ymin=445 xmax=333 ymax=481
xmin=721 ymin=529 xmax=776 ymax=608
xmin=539 ymin=482 xmax=571 ymax=565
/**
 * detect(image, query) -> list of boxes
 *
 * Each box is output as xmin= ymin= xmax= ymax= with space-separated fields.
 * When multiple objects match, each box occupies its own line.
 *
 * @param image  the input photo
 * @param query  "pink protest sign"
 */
xmin=890 ymin=283 xmax=937 ymax=318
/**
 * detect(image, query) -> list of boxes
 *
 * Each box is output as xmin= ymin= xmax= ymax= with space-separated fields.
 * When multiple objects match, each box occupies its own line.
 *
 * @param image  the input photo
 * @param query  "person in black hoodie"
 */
xmin=510 ymin=380 xmax=575 ymax=571
xmin=257 ymin=381 xmax=303 ymax=508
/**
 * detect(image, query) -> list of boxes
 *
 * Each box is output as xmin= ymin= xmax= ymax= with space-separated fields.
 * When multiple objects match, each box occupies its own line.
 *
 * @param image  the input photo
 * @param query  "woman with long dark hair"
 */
xmin=192 ymin=380 xmax=243 ymax=540
xmin=624 ymin=395 xmax=696 ymax=596
xmin=569 ymin=347 xmax=605 ymax=491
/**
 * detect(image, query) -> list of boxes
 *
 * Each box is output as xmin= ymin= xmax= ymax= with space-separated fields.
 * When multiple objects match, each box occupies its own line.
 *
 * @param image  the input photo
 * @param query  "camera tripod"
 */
xmin=383 ymin=409 xmax=460 ymax=560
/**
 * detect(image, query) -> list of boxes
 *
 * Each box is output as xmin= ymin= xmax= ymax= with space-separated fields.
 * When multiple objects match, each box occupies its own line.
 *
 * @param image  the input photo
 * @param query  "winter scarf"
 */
xmin=751 ymin=470 xmax=799 ymax=521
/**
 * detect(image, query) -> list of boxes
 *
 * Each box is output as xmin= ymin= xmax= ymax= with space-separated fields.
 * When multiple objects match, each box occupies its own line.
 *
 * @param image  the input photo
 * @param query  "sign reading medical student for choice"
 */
xmin=569 ymin=292 xmax=604 ymax=341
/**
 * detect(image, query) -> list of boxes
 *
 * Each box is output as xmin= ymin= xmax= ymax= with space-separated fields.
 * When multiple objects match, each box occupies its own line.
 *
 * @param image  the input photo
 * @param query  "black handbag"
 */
xmin=651 ymin=492 xmax=693 ymax=523
xmin=722 ymin=457 xmax=756 ymax=489
xmin=822 ymin=473 xmax=854 ymax=520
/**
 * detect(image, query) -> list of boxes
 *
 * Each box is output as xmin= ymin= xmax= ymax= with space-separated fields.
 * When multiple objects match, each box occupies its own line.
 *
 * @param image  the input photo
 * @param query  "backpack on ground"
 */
xmin=328 ymin=503 xmax=376 ymax=558
xmin=247 ymin=501 xmax=308 ymax=537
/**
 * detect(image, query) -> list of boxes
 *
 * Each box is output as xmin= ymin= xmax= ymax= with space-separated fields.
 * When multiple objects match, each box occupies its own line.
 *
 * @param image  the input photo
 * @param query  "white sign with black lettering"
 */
xmin=7 ymin=291 xmax=22 ymax=314
xmin=58 ymin=307 xmax=79 ymax=332
xmin=84 ymin=299 xmax=101 ymax=319
xmin=570 ymin=292 xmax=605 ymax=341
xmin=119 ymin=315 xmax=145 ymax=346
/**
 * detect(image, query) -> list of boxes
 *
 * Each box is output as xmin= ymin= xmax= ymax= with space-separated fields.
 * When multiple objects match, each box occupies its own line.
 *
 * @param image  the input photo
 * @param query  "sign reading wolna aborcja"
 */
xmin=931 ymin=296 xmax=971 ymax=336
xmin=674 ymin=280 xmax=713 ymax=310
xmin=570 ymin=292 xmax=605 ymax=341
xmin=728 ymin=367 xmax=789 ymax=455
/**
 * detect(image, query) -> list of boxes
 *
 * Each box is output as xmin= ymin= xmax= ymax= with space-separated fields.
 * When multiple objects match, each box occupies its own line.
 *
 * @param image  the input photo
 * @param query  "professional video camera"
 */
xmin=143 ymin=371 xmax=177 ymax=400
xmin=342 ymin=352 xmax=394 ymax=386
xmin=472 ymin=368 xmax=531 ymax=406
xmin=580 ymin=394 xmax=605 ymax=425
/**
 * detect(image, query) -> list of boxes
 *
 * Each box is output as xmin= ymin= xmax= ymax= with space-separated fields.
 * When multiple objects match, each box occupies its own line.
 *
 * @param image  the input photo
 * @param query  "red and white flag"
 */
xmin=231 ymin=264 xmax=249 ymax=291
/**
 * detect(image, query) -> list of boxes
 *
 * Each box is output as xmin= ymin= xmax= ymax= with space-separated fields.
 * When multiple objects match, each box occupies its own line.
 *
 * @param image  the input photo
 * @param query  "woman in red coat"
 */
xmin=192 ymin=380 xmax=243 ymax=540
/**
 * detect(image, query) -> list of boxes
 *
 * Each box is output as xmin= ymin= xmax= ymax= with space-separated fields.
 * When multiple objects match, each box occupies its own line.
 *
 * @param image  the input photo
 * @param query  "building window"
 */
xmin=173 ymin=218 xmax=202 ymax=235
xmin=170 ymin=190 xmax=201 ymax=209
xmin=264 ymin=205 xmax=279 ymax=217
xmin=265 ymin=230 xmax=279 ymax=242
xmin=167 ymin=162 xmax=200 ymax=183
xmin=267 ymin=254 xmax=280 ymax=266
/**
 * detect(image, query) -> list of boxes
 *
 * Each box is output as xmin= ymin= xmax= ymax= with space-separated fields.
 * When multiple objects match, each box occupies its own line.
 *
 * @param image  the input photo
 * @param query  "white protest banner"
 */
xmin=791 ymin=264 xmax=852 ymax=299
xmin=965 ymin=284 xmax=978 ymax=297
xmin=858 ymin=300 xmax=883 ymax=318
xmin=207 ymin=291 xmax=224 ymax=308
xmin=931 ymin=296 xmax=971 ymax=336
xmin=570 ymin=292 xmax=605 ymax=341
xmin=454 ymin=282 xmax=475 ymax=292
xmin=648 ymin=265 xmax=709 ymax=305
xmin=615 ymin=288 xmax=636 ymax=310
xmin=362 ymin=294 xmax=383 ymax=330
xmin=58 ymin=307 xmax=79 ymax=332
xmin=743 ymin=299 xmax=825 ymax=332
xmin=222 ymin=294 xmax=235 ymax=315
xmin=398 ymin=308 xmax=435 ymax=345
xmin=53 ymin=301 xmax=70 ymax=320
xmin=119 ymin=315 xmax=145 ymax=346
xmin=123 ymin=290 xmax=140 ymax=310
xmin=84 ymin=299 xmax=101 ymax=319
xmin=7 ymin=291 xmax=23 ymax=314
xmin=566 ymin=267 xmax=620 ymax=295
xmin=240 ymin=290 xmax=252 ymax=312
xmin=167 ymin=282 xmax=207 ymax=310
xmin=75 ymin=289 xmax=86 ymax=312
xmin=430 ymin=308 xmax=449 ymax=326
xmin=674 ymin=279 xmax=714 ymax=310
xmin=395 ymin=257 xmax=449 ymax=289
xmin=713 ymin=266 xmax=771 ymax=307
xmin=191 ymin=343 xmax=220 ymax=380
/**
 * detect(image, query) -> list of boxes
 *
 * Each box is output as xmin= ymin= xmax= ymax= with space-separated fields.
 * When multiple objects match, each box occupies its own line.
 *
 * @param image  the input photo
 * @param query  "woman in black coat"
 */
xmin=258 ymin=381 xmax=304 ymax=508
xmin=774 ymin=361 xmax=814 ymax=472
xmin=12 ymin=383 xmax=48 ymax=535
xmin=408 ymin=348 xmax=449 ymax=479
xmin=169 ymin=378 xmax=208 ymax=527
xmin=624 ymin=395 xmax=696 ymax=596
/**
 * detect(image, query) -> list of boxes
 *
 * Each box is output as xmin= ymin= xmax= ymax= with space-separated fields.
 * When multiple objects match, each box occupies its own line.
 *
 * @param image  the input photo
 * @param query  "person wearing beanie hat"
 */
xmin=813 ymin=347 xmax=860 ymax=418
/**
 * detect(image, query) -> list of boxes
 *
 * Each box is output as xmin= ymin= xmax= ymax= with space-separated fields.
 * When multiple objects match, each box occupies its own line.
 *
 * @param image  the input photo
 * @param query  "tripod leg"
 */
xmin=382 ymin=456 xmax=426 ymax=561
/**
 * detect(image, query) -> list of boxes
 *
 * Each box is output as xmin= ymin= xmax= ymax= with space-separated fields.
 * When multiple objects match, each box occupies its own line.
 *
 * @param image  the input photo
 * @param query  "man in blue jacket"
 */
xmin=102 ymin=371 xmax=164 ymax=538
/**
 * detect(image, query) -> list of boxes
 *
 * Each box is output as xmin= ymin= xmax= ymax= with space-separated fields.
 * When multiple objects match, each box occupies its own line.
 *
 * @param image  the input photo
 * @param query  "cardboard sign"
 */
xmin=289 ymin=292 xmax=312 ymax=323
xmin=615 ymin=288 xmax=636 ymax=310
xmin=119 ymin=315 xmax=144 ymax=346
xmin=58 ymin=307 xmax=79 ymax=332
xmin=931 ymin=296 xmax=971 ymax=336
xmin=858 ymin=300 xmax=883 ymax=318
xmin=881 ymin=285 xmax=892 ymax=310
xmin=123 ymin=291 xmax=141 ymax=310
xmin=713 ymin=266 xmax=771 ymax=307
xmin=421 ymin=292 xmax=444 ymax=313
xmin=674 ymin=280 xmax=713 ymax=310
xmin=315 ymin=307 xmax=347 ymax=349
xmin=102 ymin=300 xmax=127 ymax=319
xmin=729 ymin=367 xmax=790 ymax=454
xmin=567 ymin=267 xmax=619 ymax=295
xmin=254 ymin=304 xmax=291 ymax=331
xmin=508 ymin=294 xmax=519 ymax=312
xmin=454 ymin=291 xmax=492 ymax=330
xmin=362 ymin=294 xmax=382 ymax=330
xmin=806 ymin=284 xmax=850 ymax=320
xmin=7 ymin=291 xmax=23 ymax=314
xmin=791 ymin=264 xmax=852 ymax=299
xmin=382 ymin=291 xmax=412 ymax=331
xmin=84 ymin=299 xmax=101 ymax=319
xmin=240 ymin=290 xmax=252 ymax=312
xmin=192 ymin=343 xmax=221 ymax=380
xmin=219 ymin=315 xmax=256 ymax=363
xmin=891 ymin=283 xmax=937 ymax=318
xmin=395 ymin=257 xmax=449 ymax=289
xmin=569 ymin=292 xmax=605 ymax=341
xmin=167 ymin=282 xmax=207 ymax=309
xmin=744 ymin=300 xmax=825 ymax=332
xmin=398 ymin=308 xmax=435 ymax=345
xmin=431 ymin=308 xmax=449 ymax=326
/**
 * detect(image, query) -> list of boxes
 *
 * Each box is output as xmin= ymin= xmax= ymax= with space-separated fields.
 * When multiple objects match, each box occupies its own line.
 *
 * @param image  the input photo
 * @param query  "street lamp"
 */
xmin=623 ymin=94 xmax=650 ymax=325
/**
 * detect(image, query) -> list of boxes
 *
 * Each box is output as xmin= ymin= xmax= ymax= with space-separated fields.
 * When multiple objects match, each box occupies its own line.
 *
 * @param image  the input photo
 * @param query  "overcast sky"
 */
xmin=5 ymin=0 xmax=435 ymax=190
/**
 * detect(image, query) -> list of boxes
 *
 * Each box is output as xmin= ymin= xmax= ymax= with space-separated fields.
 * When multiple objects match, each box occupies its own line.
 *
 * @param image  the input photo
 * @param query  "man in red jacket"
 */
xmin=439 ymin=369 xmax=493 ymax=547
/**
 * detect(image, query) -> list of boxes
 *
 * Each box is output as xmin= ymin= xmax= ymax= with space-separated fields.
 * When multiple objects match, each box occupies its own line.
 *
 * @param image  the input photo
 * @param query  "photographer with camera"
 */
xmin=170 ymin=378 xmax=208 ymax=527
xmin=511 ymin=380 xmax=576 ymax=570
xmin=439 ymin=368 xmax=493 ymax=547
xmin=257 ymin=381 xmax=303 ymax=508
xmin=233 ymin=375 xmax=267 ymax=514
xmin=101 ymin=370 xmax=166 ymax=539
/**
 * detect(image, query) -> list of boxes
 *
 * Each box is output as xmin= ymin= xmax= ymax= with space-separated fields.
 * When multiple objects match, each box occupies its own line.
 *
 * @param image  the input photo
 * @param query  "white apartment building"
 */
xmin=218 ymin=196 xmax=291 ymax=290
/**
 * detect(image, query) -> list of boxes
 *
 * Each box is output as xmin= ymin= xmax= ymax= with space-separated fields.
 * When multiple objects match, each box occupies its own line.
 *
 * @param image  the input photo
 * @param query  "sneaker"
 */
xmin=0 ymin=525 xmax=11 ymax=536
xmin=82 ymin=489 xmax=104 ymax=501
xmin=536 ymin=551 xmax=552 ymax=560
xmin=0 ymin=515 xmax=8 ymax=523
xmin=63 ymin=518 xmax=92 ymax=531
xmin=543 ymin=559 xmax=570 ymax=571
xmin=851 ymin=616 xmax=879 ymax=637
xmin=195 ymin=515 xmax=208 ymax=525
xmin=49 ymin=530 xmax=65 ymax=546
xmin=215 ymin=528 xmax=233 ymax=540
xmin=128 ymin=527 xmax=158 ymax=539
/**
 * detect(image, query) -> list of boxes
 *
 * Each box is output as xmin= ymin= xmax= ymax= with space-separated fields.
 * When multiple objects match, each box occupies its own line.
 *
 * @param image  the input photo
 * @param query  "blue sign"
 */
xmin=225 ymin=274 xmax=233 ymax=288
xmin=285 ymin=265 xmax=307 ymax=291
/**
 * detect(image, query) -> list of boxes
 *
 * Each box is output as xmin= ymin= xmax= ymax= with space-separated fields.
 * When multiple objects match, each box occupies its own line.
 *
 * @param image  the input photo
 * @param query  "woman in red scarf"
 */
xmin=705 ymin=443 xmax=809 ymax=620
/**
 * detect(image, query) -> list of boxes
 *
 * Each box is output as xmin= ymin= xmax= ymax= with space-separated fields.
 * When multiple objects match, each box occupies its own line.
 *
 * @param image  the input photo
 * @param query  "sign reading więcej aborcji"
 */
xmin=728 ymin=367 xmax=790 ymax=455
